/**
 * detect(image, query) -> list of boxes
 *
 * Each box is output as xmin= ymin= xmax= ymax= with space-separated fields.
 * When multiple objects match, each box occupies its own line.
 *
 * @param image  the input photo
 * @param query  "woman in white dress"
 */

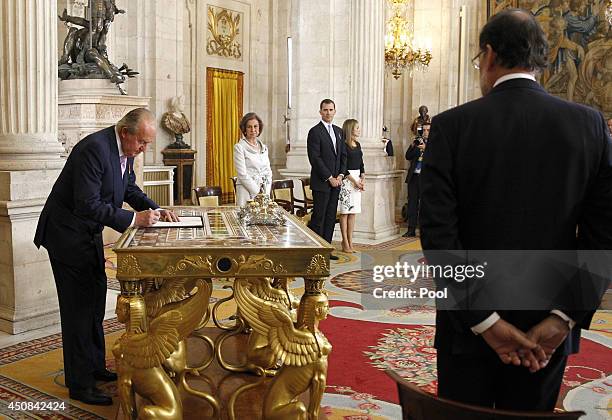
xmin=338 ymin=119 xmax=365 ymax=253
xmin=233 ymin=112 xmax=273 ymax=206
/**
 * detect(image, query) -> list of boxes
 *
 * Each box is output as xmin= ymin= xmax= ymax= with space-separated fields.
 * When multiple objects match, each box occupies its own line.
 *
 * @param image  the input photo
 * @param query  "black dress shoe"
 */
xmin=69 ymin=387 xmax=113 ymax=406
xmin=403 ymin=229 xmax=416 ymax=238
xmin=330 ymin=254 xmax=340 ymax=261
xmin=93 ymin=369 xmax=117 ymax=382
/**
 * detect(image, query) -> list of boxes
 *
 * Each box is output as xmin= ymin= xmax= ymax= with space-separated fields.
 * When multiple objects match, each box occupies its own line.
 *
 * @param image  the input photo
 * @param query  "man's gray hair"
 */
xmin=116 ymin=108 xmax=155 ymax=134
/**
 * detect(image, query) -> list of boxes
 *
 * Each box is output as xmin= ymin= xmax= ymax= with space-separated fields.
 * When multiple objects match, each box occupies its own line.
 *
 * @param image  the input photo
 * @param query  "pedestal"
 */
xmin=58 ymin=79 xmax=152 ymax=244
xmin=58 ymin=80 xmax=150 ymax=184
xmin=162 ymin=148 xmax=197 ymax=205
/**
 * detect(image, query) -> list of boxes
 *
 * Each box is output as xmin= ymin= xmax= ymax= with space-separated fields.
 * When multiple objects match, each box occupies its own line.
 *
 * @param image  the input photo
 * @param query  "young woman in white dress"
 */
xmin=233 ymin=112 xmax=273 ymax=206
xmin=339 ymin=119 xmax=365 ymax=253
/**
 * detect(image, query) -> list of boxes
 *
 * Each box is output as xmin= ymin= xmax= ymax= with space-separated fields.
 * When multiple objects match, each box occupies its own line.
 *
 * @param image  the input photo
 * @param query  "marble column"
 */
xmin=348 ymin=0 xmax=402 ymax=241
xmin=0 ymin=0 xmax=66 ymax=333
xmin=279 ymin=0 xmax=351 ymax=214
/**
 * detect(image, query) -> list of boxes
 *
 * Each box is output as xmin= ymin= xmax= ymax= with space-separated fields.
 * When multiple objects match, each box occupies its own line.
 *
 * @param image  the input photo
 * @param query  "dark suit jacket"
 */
xmin=34 ymin=126 xmax=158 ymax=268
xmin=420 ymin=78 xmax=612 ymax=355
xmin=405 ymin=136 xmax=425 ymax=184
xmin=307 ymin=122 xmax=347 ymax=192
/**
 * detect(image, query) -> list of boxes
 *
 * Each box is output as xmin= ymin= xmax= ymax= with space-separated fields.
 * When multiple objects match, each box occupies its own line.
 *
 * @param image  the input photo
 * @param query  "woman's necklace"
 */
xmin=247 ymin=138 xmax=260 ymax=151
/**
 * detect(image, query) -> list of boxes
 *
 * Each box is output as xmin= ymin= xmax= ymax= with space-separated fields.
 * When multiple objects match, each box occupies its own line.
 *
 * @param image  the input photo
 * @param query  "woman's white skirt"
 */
xmin=338 ymin=169 xmax=362 ymax=214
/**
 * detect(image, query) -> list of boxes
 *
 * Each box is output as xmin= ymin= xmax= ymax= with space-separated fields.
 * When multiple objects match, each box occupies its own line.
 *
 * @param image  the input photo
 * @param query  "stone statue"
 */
xmin=410 ymin=105 xmax=431 ymax=136
xmin=58 ymin=2 xmax=137 ymax=95
xmin=161 ymin=96 xmax=192 ymax=149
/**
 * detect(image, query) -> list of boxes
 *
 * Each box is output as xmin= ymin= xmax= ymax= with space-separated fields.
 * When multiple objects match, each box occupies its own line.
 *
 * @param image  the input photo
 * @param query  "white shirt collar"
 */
xmin=321 ymin=120 xmax=334 ymax=129
xmin=493 ymin=72 xmax=536 ymax=88
xmin=114 ymin=125 xmax=126 ymax=158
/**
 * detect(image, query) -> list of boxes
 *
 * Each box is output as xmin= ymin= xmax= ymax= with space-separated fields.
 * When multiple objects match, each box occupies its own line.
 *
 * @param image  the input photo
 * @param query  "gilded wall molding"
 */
xmin=206 ymin=5 xmax=243 ymax=60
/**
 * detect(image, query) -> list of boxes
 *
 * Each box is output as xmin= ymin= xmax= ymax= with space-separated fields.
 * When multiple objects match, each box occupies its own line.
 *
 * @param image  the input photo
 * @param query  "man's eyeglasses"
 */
xmin=471 ymin=51 xmax=484 ymax=70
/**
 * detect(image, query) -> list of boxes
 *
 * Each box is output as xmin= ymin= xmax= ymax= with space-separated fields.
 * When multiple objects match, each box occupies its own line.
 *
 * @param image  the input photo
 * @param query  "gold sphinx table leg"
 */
xmin=227 ymin=275 xmax=332 ymax=420
xmin=215 ymin=277 xmax=298 ymax=377
xmin=113 ymin=277 xmax=220 ymax=419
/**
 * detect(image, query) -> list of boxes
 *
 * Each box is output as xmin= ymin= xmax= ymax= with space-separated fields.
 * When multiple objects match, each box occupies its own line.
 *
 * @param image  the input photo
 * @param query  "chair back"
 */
xmin=271 ymin=179 xmax=295 ymax=213
xmin=193 ymin=186 xmax=222 ymax=207
xmin=294 ymin=177 xmax=314 ymax=217
xmin=386 ymin=371 xmax=584 ymax=420
xmin=230 ymin=177 xmax=238 ymax=204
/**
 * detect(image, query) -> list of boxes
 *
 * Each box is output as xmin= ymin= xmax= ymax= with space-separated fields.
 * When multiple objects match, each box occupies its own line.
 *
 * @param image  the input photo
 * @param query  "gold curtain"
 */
xmin=206 ymin=68 xmax=243 ymax=204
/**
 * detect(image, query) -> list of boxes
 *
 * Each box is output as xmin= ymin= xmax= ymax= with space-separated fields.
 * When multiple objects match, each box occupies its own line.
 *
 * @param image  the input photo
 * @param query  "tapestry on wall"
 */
xmin=488 ymin=0 xmax=611 ymax=116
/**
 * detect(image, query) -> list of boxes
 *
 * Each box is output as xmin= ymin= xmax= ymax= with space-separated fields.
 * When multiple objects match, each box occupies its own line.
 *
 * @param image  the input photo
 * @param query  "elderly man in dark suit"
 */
xmin=34 ymin=108 xmax=178 ymax=405
xmin=420 ymin=9 xmax=611 ymax=411
xmin=306 ymin=99 xmax=347 ymax=259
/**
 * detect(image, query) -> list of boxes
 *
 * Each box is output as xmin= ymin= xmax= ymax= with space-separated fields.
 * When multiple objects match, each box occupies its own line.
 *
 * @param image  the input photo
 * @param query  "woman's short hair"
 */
xmin=116 ymin=108 xmax=154 ymax=134
xmin=239 ymin=112 xmax=264 ymax=137
xmin=479 ymin=8 xmax=548 ymax=72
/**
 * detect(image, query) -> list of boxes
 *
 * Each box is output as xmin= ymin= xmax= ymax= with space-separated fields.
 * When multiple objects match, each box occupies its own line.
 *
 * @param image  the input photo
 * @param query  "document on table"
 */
xmin=154 ymin=216 xmax=203 ymax=228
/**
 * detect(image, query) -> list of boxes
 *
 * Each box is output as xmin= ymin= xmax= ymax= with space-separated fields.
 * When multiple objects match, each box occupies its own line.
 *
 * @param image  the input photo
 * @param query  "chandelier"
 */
xmin=606 ymin=0 xmax=612 ymax=26
xmin=384 ymin=0 xmax=432 ymax=79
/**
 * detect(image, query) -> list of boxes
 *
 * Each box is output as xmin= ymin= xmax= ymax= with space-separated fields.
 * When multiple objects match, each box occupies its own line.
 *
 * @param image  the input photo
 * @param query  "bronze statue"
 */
xmin=58 ymin=4 xmax=137 ymax=94
xmin=161 ymin=96 xmax=192 ymax=149
xmin=410 ymin=105 xmax=431 ymax=135
xmin=91 ymin=0 xmax=124 ymax=58
xmin=234 ymin=278 xmax=331 ymax=420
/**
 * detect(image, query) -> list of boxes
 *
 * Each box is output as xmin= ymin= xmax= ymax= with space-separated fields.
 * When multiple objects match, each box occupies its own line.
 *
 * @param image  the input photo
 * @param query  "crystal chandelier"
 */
xmin=384 ymin=0 xmax=432 ymax=79
xmin=606 ymin=0 xmax=612 ymax=27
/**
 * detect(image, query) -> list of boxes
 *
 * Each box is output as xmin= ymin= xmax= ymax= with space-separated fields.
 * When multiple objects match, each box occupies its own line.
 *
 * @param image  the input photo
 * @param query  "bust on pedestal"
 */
xmin=161 ymin=96 xmax=196 ymax=205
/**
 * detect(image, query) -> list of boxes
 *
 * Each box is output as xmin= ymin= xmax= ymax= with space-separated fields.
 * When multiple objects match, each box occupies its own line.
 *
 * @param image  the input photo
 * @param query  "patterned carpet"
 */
xmin=0 ymin=237 xmax=609 ymax=419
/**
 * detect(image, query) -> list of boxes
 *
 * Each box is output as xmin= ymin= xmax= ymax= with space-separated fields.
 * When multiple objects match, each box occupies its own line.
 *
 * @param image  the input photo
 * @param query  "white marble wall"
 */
xmin=383 ymin=0 xmax=485 ymax=212
xmin=120 ymin=0 xmax=185 ymax=165
xmin=52 ymin=0 xmax=491 ymax=221
xmin=284 ymin=0 xmax=351 ymax=175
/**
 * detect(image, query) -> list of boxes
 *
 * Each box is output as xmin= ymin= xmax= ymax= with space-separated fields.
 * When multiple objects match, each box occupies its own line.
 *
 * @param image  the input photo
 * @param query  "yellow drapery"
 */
xmin=206 ymin=68 xmax=243 ymax=204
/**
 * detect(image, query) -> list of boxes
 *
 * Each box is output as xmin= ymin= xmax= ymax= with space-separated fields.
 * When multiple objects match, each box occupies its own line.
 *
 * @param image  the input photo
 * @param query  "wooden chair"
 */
xmin=386 ymin=370 xmax=584 ymax=420
xmin=271 ymin=179 xmax=295 ymax=213
xmin=295 ymin=177 xmax=341 ymax=226
xmin=295 ymin=177 xmax=314 ymax=217
xmin=193 ymin=186 xmax=222 ymax=207
xmin=230 ymin=177 xmax=238 ymax=204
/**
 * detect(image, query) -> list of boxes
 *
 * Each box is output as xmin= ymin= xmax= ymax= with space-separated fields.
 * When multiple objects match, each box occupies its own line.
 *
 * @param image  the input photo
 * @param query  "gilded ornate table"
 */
xmin=112 ymin=207 xmax=333 ymax=419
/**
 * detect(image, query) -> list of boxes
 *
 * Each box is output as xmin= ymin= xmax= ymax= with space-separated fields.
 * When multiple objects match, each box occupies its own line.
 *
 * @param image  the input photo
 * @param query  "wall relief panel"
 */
xmin=207 ymin=5 xmax=243 ymax=60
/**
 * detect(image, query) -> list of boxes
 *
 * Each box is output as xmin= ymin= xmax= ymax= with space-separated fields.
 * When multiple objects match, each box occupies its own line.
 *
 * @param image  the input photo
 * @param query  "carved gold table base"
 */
xmin=113 ymin=207 xmax=333 ymax=419
xmin=114 ymin=278 xmax=221 ymax=419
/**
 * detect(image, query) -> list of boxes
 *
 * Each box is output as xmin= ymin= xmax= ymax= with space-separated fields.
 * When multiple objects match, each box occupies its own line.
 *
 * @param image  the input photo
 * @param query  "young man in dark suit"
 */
xmin=34 ymin=108 xmax=178 ymax=405
xmin=306 ymin=99 xmax=347 ymax=259
xmin=420 ymin=9 xmax=611 ymax=410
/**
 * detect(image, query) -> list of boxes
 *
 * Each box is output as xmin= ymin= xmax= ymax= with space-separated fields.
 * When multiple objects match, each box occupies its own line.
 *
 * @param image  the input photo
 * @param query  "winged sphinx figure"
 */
xmin=234 ymin=278 xmax=331 ymax=420
xmin=245 ymin=278 xmax=298 ymax=373
xmin=113 ymin=279 xmax=211 ymax=420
